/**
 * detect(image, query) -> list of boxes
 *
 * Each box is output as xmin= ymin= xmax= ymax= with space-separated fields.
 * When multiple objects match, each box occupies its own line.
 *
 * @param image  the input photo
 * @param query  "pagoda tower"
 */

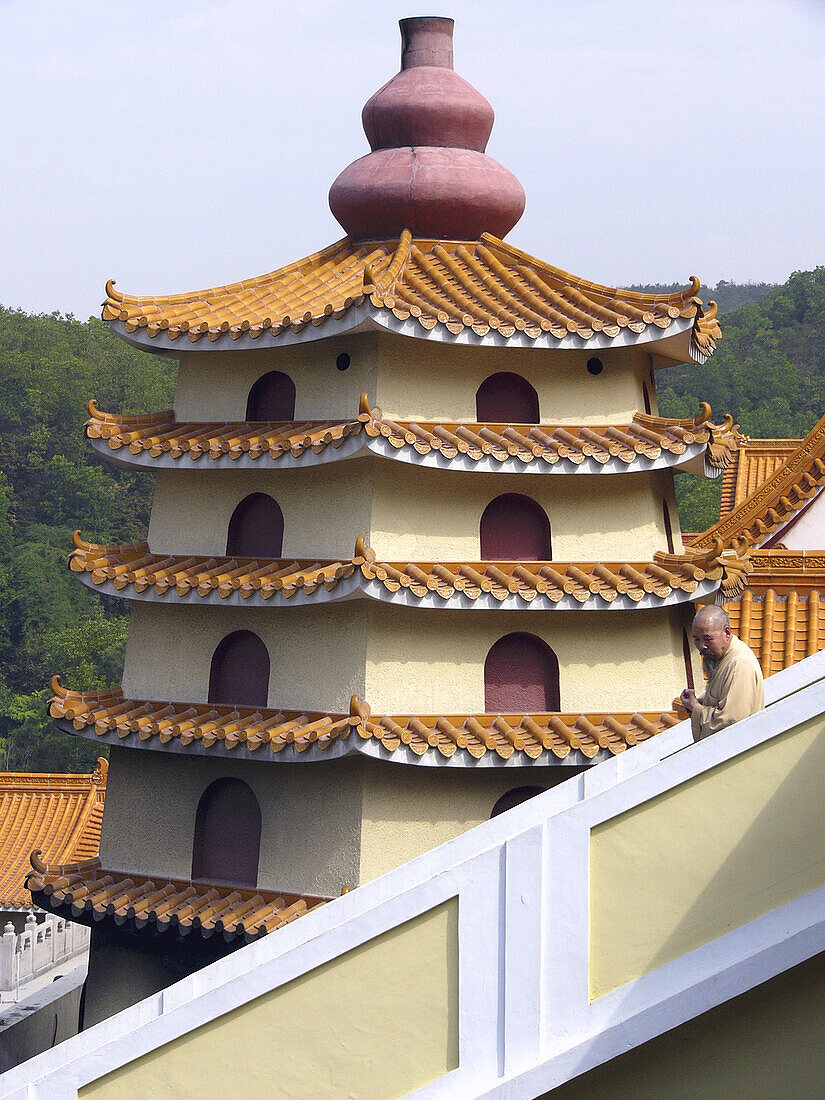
xmin=30 ymin=17 xmax=747 ymax=1024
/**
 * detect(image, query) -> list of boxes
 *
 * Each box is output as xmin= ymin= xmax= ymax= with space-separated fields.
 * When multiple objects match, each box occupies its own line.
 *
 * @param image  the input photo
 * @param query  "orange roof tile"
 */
xmin=85 ymin=397 xmax=743 ymax=476
xmin=720 ymin=550 xmax=825 ymax=677
xmin=48 ymin=680 xmax=681 ymax=764
xmin=692 ymin=413 xmax=825 ymax=551
xmin=719 ymin=438 xmax=801 ymax=516
xmin=0 ymin=762 xmax=107 ymax=910
xmin=101 ymin=233 xmax=720 ymax=362
xmin=69 ymin=533 xmax=750 ymax=609
xmin=27 ymin=856 xmax=329 ymax=945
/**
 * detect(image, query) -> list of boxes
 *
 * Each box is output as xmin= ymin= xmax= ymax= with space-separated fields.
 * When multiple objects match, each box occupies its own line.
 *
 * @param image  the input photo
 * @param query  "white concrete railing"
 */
xmin=0 ymin=915 xmax=89 ymax=995
xmin=3 ymin=650 xmax=825 ymax=1099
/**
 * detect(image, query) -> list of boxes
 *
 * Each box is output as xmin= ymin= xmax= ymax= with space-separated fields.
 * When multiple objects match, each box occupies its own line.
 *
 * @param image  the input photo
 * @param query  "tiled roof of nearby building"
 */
xmin=27 ymin=855 xmax=329 ymax=945
xmin=85 ymin=398 xmax=743 ymax=476
xmin=719 ymin=438 xmax=801 ymax=516
xmin=723 ymin=550 xmax=825 ymax=677
xmin=69 ymin=533 xmax=749 ymax=610
xmin=0 ymin=762 xmax=107 ymax=910
xmin=49 ymin=679 xmax=681 ymax=764
xmin=692 ymin=413 xmax=825 ymax=550
xmin=101 ymin=233 xmax=721 ymax=361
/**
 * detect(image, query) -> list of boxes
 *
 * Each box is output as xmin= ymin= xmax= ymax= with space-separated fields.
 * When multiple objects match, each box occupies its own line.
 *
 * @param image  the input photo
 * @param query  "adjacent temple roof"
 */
xmin=719 ymin=437 xmax=801 ymax=517
xmin=27 ymin=855 xmax=329 ymax=945
xmin=48 ymin=680 xmax=681 ymax=766
xmin=69 ymin=533 xmax=750 ymax=611
xmin=86 ymin=398 xmax=743 ymax=477
xmin=724 ymin=551 xmax=825 ymax=677
xmin=0 ymin=762 xmax=107 ymax=910
xmin=692 ymin=412 xmax=825 ymax=550
xmin=101 ymin=234 xmax=721 ymax=361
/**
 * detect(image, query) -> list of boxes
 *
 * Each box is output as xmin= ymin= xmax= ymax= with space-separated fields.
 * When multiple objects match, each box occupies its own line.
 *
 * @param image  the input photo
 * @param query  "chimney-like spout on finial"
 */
xmin=400 ymin=16 xmax=454 ymax=70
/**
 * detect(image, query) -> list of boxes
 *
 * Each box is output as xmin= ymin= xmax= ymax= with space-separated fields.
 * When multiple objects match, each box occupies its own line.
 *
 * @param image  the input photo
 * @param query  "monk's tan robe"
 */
xmin=691 ymin=634 xmax=765 ymax=741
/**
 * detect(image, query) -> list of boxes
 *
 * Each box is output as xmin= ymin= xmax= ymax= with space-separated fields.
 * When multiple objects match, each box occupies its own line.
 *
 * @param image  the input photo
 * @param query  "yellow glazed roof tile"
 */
xmin=48 ymin=681 xmax=681 ymax=764
xmin=693 ymin=413 xmax=825 ymax=550
xmin=0 ymin=762 xmax=107 ymax=909
xmin=85 ymin=398 xmax=743 ymax=474
xmin=27 ymin=856 xmax=329 ymax=945
xmin=719 ymin=438 xmax=801 ymax=516
xmin=101 ymin=233 xmax=721 ymax=361
xmin=68 ymin=533 xmax=751 ymax=608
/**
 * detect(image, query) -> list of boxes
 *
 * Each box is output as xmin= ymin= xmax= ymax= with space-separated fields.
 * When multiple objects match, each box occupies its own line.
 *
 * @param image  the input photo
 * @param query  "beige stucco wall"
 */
xmin=122 ymin=599 xmax=690 ymax=717
xmin=365 ymin=604 xmax=690 ymax=713
xmin=99 ymin=745 xmax=363 ymax=896
xmin=174 ymin=333 xmax=657 ymax=426
xmin=548 ymin=950 xmax=825 ymax=1100
xmin=358 ymin=757 xmax=573 ymax=883
xmin=174 ymin=336 xmax=379 ymax=422
xmin=121 ymin=600 xmax=368 ymax=713
xmin=590 ymin=712 xmax=825 ymax=1000
xmin=79 ymin=899 xmax=459 ymax=1100
xmin=146 ymin=459 xmax=682 ymax=563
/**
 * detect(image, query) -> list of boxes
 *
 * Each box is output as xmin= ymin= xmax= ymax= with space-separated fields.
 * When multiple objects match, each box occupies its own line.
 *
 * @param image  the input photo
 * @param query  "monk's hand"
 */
xmin=680 ymin=688 xmax=697 ymax=713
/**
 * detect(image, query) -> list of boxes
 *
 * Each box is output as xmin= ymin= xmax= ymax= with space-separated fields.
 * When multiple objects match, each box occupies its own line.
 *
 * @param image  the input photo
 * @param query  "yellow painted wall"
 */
xmin=358 ymin=758 xmax=569 ymax=883
xmin=147 ymin=462 xmax=373 ymax=561
xmin=175 ymin=337 xmax=379 ymax=422
xmin=364 ymin=604 xmax=689 ymax=713
xmin=121 ymin=600 xmax=368 ymax=713
xmin=79 ymin=899 xmax=459 ymax=1100
xmin=548 ymin=950 xmax=825 ymax=1100
xmin=146 ymin=458 xmax=680 ymax=563
xmin=174 ymin=334 xmax=653 ymax=426
xmin=590 ymin=713 xmax=825 ymax=999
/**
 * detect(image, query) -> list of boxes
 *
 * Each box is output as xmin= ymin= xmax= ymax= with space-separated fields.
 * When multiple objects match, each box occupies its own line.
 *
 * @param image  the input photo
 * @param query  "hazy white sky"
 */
xmin=1 ymin=0 xmax=823 ymax=319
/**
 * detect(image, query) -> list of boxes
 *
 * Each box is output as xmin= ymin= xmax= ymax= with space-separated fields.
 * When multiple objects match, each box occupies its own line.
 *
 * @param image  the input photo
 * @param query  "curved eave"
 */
xmin=106 ymin=307 xmax=703 ymax=362
xmin=75 ymin=567 xmax=722 ymax=611
xmin=54 ymin=717 xmax=649 ymax=768
xmin=88 ymin=430 xmax=717 ymax=477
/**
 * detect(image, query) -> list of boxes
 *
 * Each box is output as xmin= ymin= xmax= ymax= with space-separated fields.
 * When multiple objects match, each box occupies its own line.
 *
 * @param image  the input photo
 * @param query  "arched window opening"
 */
xmin=208 ymin=630 xmax=270 ymax=708
xmin=226 ymin=493 xmax=284 ymax=558
xmin=662 ymin=498 xmax=675 ymax=555
xmin=480 ymin=494 xmax=551 ymax=561
xmin=484 ymin=632 xmax=561 ymax=712
xmin=475 ymin=372 xmax=539 ymax=424
xmin=246 ymin=371 xmax=296 ymax=421
xmin=491 ymin=786 xmax=548 ymax=818
xmin=192 ymin=778 xmax=262 ymax=887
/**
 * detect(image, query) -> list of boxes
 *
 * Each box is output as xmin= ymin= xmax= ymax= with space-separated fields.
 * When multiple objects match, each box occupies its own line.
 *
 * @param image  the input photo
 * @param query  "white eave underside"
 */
xmin=89 ymin=433 xmax=720 ymax=477
xmin=54 ymin=718 xmax=629 ymax=769
xmin=107 ymin=308 xmax=702 ymax=363
xmin=76 ymin=571 xmax=721 ymax=611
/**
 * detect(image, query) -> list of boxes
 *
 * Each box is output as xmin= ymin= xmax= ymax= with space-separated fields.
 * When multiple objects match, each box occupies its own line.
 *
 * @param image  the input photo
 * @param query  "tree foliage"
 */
xmin=0 ymin=308 xmax=174 ymax=770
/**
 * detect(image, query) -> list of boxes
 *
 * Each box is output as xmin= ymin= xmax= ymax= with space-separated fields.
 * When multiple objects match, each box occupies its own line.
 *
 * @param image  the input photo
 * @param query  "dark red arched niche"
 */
xmin=475 ymin=372 xmax=539 ymax=423
xmin=491 ymin=786 xmax=548 ymax=818
xmin=208 ymin=630 xmax=270 ymax=708
xmin=662 ymin=498 xmax=675 ymax=555
xmin=192 ymin=777 xmax=262 ymax=887
xmin=246 ymin=371 xmax=296 ymax=421
xmin=226 ymin=493 xmax=284 ymax=558
xmin=484 ymin=632 xmax=561 ymax=712
xmin=480 ymin=494 xmax=551 ymax=560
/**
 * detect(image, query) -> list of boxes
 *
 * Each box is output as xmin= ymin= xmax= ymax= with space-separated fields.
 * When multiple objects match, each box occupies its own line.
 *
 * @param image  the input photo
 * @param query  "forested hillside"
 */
xmin=0 ymin=308 xmax=174 ymax=770
xmin=0 ymin=270 xmax=822 ymax=770
xmin=658 ymin=268 xmax=825 ymax=530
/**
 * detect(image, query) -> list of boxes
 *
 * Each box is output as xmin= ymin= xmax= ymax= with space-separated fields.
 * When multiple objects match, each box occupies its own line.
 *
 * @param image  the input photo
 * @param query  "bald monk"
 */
xmin=680 ymin=605 xmax=764 ymax=741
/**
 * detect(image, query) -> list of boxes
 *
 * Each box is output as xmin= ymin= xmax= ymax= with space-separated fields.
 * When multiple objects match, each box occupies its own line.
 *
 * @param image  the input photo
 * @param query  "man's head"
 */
xmin=692 ymin=605 xmax=732 ymax=664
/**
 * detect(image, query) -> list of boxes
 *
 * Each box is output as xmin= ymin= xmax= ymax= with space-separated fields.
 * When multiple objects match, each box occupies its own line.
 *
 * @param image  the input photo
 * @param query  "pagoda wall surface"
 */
xmin=99 ymin=746 xmax=364 ymax=896
xmin=146 ymin=462 xmax=682 ymax=563
xmin=174 ymin=334 xmax=656 ymax=425
xmin=98 ymin=745 xmax=576 ymax=896
xmin=121 ymin=601 xmax=691 ymax=715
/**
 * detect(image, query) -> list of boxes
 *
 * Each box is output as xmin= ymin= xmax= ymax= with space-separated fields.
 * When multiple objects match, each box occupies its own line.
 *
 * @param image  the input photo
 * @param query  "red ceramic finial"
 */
xmin=329 ymin=17 xmax=525 ymax=241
